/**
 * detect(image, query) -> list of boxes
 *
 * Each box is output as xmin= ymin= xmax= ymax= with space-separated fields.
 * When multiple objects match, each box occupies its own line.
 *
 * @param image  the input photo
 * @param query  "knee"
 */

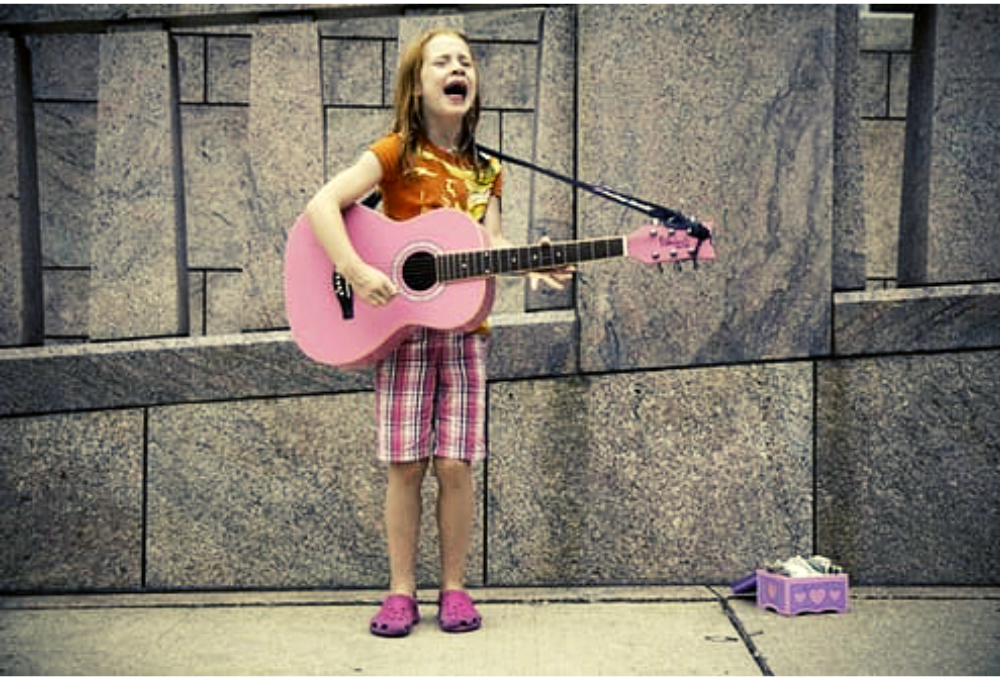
xmin=389 ymin=460 xmax=429 ymax=488
xmin=433 ymin=458 xmax=472 ymax=489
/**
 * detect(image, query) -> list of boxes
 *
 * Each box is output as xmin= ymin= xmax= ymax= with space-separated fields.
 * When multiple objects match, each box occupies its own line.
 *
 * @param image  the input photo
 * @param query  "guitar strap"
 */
xmin=358 ymin=144 xmax=711 ymax=261
xmin=476 ymin=144 xmax=711 ymax=244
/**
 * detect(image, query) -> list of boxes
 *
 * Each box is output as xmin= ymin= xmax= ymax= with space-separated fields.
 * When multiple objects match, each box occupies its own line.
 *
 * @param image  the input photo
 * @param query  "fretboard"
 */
xmin=437 ymin=237 xmax=626 ymax=283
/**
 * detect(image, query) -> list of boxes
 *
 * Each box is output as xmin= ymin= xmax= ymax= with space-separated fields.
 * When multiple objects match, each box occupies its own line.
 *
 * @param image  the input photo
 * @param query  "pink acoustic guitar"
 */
xmin=284 ymin=204 xmax=714 ymax=367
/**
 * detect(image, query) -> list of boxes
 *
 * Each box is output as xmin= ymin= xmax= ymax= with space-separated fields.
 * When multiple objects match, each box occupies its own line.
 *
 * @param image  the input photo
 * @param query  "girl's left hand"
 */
xmin=527 ymin=236 xmax=575 ymax=292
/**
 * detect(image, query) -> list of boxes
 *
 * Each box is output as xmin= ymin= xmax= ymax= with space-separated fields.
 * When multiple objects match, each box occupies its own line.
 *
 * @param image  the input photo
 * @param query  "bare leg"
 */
xmin=385 ymin=460 xmax=429 ymax=595
xmin=433 ymin=457 xmax=475 ymax=591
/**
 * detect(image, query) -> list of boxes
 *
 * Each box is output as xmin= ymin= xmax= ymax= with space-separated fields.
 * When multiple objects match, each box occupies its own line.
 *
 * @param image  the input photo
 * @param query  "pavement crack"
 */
xmin=708 ymin=586 xmax=774 ymax=676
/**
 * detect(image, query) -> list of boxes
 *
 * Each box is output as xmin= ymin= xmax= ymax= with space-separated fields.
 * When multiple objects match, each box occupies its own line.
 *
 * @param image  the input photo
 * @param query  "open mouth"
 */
xmin=444 ymin=81 xmax=469 ymax=100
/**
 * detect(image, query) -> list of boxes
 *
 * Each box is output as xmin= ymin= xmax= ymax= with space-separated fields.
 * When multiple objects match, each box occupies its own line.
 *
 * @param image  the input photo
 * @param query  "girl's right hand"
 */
xmin=342 ymin=261 xmax=398 ymax=308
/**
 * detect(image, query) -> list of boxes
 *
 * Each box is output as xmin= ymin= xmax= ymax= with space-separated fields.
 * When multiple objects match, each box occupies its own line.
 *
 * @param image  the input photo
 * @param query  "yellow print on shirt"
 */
xmin=417 ymin=146 xmax=500 ymax=221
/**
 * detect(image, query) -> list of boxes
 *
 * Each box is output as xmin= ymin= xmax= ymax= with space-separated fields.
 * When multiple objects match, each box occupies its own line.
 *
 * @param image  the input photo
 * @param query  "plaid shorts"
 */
xmin=374 ymin=328 xmax=488 ymax=464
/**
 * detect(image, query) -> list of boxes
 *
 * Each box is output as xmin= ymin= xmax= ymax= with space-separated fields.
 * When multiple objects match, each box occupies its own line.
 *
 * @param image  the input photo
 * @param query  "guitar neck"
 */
xmin=437 ymin=237 xmax=626 ymax=283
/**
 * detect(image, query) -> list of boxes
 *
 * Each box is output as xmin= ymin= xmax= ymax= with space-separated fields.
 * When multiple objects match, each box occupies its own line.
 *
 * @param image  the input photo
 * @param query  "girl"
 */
xmin=305 ymin=28 xmax=570 ymax=637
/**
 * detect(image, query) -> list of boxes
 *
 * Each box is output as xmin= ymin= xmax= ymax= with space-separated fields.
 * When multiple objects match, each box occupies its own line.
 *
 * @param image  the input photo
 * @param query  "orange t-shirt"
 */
xmin=369 ymin=133 xmax=502 ymax=222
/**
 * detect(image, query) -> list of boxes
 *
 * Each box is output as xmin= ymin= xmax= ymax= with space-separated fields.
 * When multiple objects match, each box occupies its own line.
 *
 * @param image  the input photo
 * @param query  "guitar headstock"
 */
xmin=626 ymin=218 xmax=716 ymax=266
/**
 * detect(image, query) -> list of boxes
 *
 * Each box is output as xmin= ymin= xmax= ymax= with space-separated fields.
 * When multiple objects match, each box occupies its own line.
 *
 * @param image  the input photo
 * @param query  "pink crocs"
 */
xmin=437 ymin=590 xmax=482 ymax=633
xmin=370 ymin=594 xmax=420 ymax=638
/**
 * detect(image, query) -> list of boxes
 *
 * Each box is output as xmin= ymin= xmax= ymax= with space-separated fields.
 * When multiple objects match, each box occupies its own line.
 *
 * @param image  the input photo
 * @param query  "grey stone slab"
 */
xmin=860 ymin=52 xmax=889 ymax=118
xmin=0 ymin=311 xmax=579 ymax=417
xmin=833 ymin=5 xmax=866 ymax=292
xmin=834 ymin=284 xmax=1000 ymax=356
xmin=245 ymin=20 xmax=323 ymax=331
xmin=0 ymin=410 xmax=143 ymax=592
xmin=730 ymin=597 xmax=1000 ymax=676
xmin=889 ymin=53 xmax=909 ymax=119
xmin=1 ymin=36 xmax=42 ymax=347
xmin=0 ymin=599 xmax=760 ymax=676
xmin=862 ymin=119 xmax=906 ymax=281
xmin=89 ymin=29 xmax=186 ymax=340
xmin=526 ymin=5 xmax=575 ymax=313
xmin=817 ymin=351 xmax=1000 ymax=584
xmin=27 ymin=33 xmax=100 ymax=101
xmin=488 ymin=363 xmax=814 ymax=586
xmin=181 ymin=105 xmax=252 ymax=269
xmin=487 ymin=311 xmax=577 ymax=380
xmin=860 ymin=11 xmax=913 ymax=52
xmin=147 ymin=395 xmax=484 ymax=589
xmin=207 ymin=35 xmax=250 ymax=104
xmin=42 ymin=269 xmax=89 ymax=339
xmin=321 ymin=38 xmax=382 ymax=106
xmin=174 ymin=35 xmax=205 ymax=103
xmin=205 ymin=270 xmax=244 ymax=335
xmin=578 ymin=6 xmax=834 ymax=371
xmin=324 ymin=107 xmax=392 ymax=178
xmin=466 ymin=8 xmax=542 ymax=42
xmin=317 ymin=15 xmax=398 ymax=39
xmin=0 ymin=333 xmax=372 ymax=417
xmin=35 ymin=102 xmax=97 ymax=268
xmin=473 ymin=42 xmax=537 ymax=111
xmin=398 ymin=14 xmax=464 ymax=52
xmin=899 ymin=6 xmax=1000 ymax=285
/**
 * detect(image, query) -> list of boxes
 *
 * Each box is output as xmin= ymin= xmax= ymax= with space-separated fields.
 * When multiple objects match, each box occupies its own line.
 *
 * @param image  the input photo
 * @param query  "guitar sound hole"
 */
xmin=402 ymin=251 xmax=438 ymax=292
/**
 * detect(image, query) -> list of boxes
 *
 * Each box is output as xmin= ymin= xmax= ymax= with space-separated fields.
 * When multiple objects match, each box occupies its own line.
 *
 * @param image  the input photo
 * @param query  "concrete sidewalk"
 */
xmin=2 ymin=586 xmax=998 ymax=676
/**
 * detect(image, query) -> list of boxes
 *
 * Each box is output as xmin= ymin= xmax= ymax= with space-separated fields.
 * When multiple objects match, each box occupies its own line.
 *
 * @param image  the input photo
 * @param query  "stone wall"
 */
xmin=1 ymin=5 xmax=998 ymax=593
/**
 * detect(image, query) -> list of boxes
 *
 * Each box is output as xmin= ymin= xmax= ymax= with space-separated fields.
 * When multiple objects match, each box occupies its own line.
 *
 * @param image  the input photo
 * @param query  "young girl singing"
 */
xmin=305 ymin=28 xmax=570 ymax=637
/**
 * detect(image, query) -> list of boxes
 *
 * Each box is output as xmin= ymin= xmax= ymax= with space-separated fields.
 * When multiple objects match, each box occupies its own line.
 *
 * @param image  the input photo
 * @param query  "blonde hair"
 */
xmin=392 ymin=28 xmax=485 ymax=177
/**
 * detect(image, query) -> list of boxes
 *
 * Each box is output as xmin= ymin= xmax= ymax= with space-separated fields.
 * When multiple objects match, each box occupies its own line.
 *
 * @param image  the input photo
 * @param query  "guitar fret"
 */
xmin=436 ymin=237 xmax=627 ymax=283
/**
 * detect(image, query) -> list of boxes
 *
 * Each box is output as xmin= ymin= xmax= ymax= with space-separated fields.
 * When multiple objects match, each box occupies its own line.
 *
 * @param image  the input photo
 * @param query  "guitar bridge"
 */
xmin=332 ymin=271 xmax=355 ymax=320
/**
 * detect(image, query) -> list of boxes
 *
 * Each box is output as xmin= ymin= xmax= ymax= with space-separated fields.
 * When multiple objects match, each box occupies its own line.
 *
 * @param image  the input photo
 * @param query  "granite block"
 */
xmin=181 ymin=105 xmax=251 ymax=269
xmin=43 ymin=269 xmax=89 ymax=339
xmin=188 ymin=271 xmax=205 ymax=335
xmin=173 ymin=35 xmax=205 ymax=103
xmin=834 ymin=284 xmax=1000 ymax=356
xmin=817 ymin=351 xmax=1000 ymax=584
xmin=860 ymin=52 xmax=889 ymax=118
xmin=0 ymin=410 xmax=143 ymax=592
xmin=466 ymin=8 xmax=542 ymax=41
xmin=1 ymin=35 xmax=42 ymax=348
xmin=488 ymin=363 xmax=814 ymax=586
xmin=889 ymin=53 xmax=909 ymax=119
xmin=577 ymin=5 xmax=834 ymax=371
xmin=90 ymin=29 xmax=186 ymax=340
xmin=860 ymin=11 xmax=913 ymax=52
xmin=324 ymin=107 xmax=392 ymax=178
xmin=899 ymin=6 xmax=1000 ymax=285
xmin=245 ymin=20 xmax=323 ymax=331
xmin=147 ymin=395 xmax=483 ymax=589
xmin=473 ymin=42 xmax=537 ymax=111
xmin=495 ymin=111 xmax=533 ymax=316
xmin=321 ymin=38 xmax=382 ymax=106
xmin=35 ymin=102 xmax=97 ymax=268
xmin=398 ymin=15 xmax=463 ymax=52
xmin=317 ymin=15 xmax=398 ymax=39
xmin=27 ymin=33 xmax=100 ymax=101
xmin=205 ymin=271 xmax=244 ymax=335
xmin=833 ymin=5 xmax=866 ymax=292
xmin=487 ymin=310 xmax=577 ymax=380
xmin=863 ymin=120 xmax=905 ymax=281
xmin=526 ymin=5 xmax=575 ymax=313
xmin=207 ymin=35 xmax=250 ymax=104
xmin=0 ymin=333 xmax=372 ymax=417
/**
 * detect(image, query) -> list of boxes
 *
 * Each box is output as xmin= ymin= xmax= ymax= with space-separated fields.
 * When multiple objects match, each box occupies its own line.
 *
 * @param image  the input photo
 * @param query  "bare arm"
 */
xmin=305 ymin=151 xmax=397 ymax=306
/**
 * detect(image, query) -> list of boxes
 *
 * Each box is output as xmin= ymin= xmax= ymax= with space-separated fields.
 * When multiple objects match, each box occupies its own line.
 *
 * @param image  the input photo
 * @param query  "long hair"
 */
xmin=392 ymin=28 xmax=485 ymax=177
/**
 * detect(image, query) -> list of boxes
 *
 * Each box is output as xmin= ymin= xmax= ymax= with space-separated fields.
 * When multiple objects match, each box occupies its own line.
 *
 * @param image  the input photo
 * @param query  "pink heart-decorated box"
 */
xmin=755 ymin=569 xmax=850 ymax=616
